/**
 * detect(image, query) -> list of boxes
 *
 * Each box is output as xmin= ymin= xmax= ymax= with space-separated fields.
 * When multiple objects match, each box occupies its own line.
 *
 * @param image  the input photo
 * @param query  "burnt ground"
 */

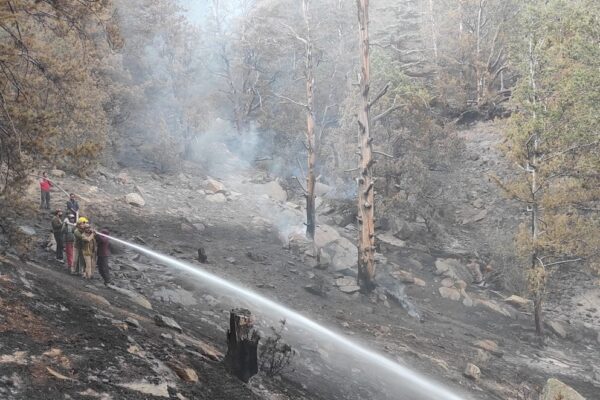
xmin=1 ymin=121 xmax=599 ymax=400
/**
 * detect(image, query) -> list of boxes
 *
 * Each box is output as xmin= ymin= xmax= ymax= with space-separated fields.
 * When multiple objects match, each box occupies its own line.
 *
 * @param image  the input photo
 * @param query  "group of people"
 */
xmin=45 ymin=178 xmax=112 ymax=286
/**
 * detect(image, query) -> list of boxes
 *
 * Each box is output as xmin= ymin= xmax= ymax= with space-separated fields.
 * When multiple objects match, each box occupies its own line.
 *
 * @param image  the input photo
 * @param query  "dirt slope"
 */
xmin=1 ymin=122 xmax=599 ymax=400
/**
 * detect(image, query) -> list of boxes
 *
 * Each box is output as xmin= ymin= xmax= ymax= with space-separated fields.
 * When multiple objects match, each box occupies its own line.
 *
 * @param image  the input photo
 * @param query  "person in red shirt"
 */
xmin=39 ymin=171 xmax=52 ymax=209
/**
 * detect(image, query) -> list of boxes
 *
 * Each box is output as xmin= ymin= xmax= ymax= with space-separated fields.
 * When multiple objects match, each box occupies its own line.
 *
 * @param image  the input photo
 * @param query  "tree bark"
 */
xmin=224 ymin=308 xmax=260 ymax=383
xmin=356 ymin=0 xmax=376 ymax=292
xmin=303 ymin=0 xmax=317 ymax=240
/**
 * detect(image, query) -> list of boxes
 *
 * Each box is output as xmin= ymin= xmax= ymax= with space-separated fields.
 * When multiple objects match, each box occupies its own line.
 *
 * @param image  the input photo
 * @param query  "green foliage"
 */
xmin=504 ymin=0 xmax=600 ymax=326
xmin=0 ymin=1 xmax=117 ymax=192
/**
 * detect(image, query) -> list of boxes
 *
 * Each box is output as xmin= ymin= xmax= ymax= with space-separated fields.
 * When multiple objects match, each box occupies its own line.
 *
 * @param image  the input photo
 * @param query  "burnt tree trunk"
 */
xmin=356 ymin=0 xmax=376 ymax=292
xmin=224 ymin=308 xmax=260 ymax=382
xmin=534 ymin=295 xmax=543 ymax=337
xmin=303 ymin=0 xmax=317 ymax=240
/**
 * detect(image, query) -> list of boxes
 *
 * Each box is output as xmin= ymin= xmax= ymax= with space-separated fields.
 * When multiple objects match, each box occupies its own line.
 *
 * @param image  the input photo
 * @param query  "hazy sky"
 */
xmin=179 ymin=0 xmax=209 ymax=23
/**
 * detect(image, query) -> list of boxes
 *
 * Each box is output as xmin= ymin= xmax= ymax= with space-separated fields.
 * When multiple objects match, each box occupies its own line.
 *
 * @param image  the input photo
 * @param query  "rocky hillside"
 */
xmin=1 ymin=122 xmax=598 ymax=399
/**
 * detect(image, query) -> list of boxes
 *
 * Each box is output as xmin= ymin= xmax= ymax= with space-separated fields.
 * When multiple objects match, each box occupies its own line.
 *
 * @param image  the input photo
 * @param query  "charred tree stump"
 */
xmin=224 ymin=308 xmax=260 ymax=383
xmin=197 ymin=247 xmax=207 ymax=263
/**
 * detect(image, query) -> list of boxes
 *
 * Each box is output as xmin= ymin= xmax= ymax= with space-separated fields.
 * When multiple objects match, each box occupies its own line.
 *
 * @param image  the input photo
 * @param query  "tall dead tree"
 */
xmin=356 ymin=0 xmax=376 ymax=291
xmin=303 ymin=0 xmax=317 ymax=240
xmin=277 ymin=0 xmax=317 ymax=240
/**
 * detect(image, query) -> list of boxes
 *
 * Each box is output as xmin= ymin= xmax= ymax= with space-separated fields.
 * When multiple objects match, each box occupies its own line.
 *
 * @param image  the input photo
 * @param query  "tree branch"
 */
xmin=368 ymin=82 xmax=390 ymax=108
xmin=373 ymin=150 xmax=394 ymax=158
xmin=272 ymin=92 xmax=308 ymax=108
xmin=293 ymin=176 xmax=308 ymax=194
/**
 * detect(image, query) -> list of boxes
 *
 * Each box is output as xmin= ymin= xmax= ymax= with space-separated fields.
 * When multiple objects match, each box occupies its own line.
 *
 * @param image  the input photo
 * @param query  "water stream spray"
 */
xmin=97 ymin=231 xmax=468 ymax=400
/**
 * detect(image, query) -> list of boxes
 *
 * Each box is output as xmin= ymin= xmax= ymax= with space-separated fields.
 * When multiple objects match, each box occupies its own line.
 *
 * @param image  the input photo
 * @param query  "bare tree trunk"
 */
xmin=303 ymin=0 xmax=317 ymax=240
xmin=224 ymin=308 xmax=260 ymax=383
xmin=428 ymin=0 xmax=438 ymax=63
xmin=356 ymin=0 xmax=376 ymax=292
xmin=475 ymin=0 xmax=484 ymax=105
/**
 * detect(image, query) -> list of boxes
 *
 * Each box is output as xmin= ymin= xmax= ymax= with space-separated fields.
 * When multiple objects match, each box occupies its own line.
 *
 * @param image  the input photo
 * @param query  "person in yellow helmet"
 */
xmin=72 ymin=217 xmax=88 ymax=275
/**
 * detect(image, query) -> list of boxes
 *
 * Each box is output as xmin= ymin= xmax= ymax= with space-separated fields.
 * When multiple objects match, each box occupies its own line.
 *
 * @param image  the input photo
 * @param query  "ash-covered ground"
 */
xmin=1 ymin=122 xmax=599 ymax=400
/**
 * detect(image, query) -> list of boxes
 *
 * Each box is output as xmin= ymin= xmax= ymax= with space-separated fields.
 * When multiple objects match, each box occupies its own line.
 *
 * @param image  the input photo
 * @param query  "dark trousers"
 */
xmin=97 ymin=256 xmax=110 ymax=284
xmin=53 ymin=232 xmax=63 ymax=260
xmin=40 ymin=191 xmax=50 ymax=209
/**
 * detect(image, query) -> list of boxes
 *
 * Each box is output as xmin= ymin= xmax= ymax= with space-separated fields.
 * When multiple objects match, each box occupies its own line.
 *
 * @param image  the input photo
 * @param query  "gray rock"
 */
xmin=125 ymin=193 xmax=145 ymax=207
xmin=192 ymin=223 xmax=206 ymax=232
xmin=206 ymin=193 xmax=227 ymax=203
xmin=152 ymin=287 xmax=197 ymax=306
xmin=339 ymin=285 xmax=361 ymax=294
xmin=463 ymin=363 xmax=481 ymax=380
xmin=438 ymin=287 xmax=461 ymax=301
xmin=546 ymin=320 xmax=568 ymax=339
xmin=17 ymin=226 xmax=36 ymax=236
xmin=461 ymin=209 xmax=487 ymax=225
xmin=154 ymin=315 xmax=183 ymax=333
xmin=50 ymin=169 xmax=66 ymax=178
xmin=118 ymin=381 xmax=169 ymax=398
xmin=541 ymin=378 xmax=584 ymax=400
xmin=205 ymin=178 xmax=225 ymax=193
xmin=125 ymin=317 xmax=140 ymax=328
xmin=111 ymin=286 xmax=152 ymax=309
xmin=260 ymin=181 xmax=287 ymax=202
xmin=434 ymin=258 xmax=472 ymax=282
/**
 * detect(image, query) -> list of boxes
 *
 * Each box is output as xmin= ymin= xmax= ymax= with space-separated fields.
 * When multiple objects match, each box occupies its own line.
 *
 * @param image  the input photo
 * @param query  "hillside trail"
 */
xmin=2 ymin=121 xmax=599 ymax=399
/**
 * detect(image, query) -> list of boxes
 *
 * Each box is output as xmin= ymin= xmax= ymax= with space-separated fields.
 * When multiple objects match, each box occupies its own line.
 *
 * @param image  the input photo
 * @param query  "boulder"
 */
xmin=118 ymin=381 xmax=169 ymax=398
xmin=154 ymin=315 xmax=183 ymax=333
xmin=314 ymin=225 xmax=341 ymax=248
xmin=377 ymin=233 xmax=406 ymax=249
xmin=541 ymin=378 xmax=584 ymax=400
xmin=476 ymin=299 xmax=512 ymax=318
xmin=111 ymin=286 xmax=152 ymax=309
xmin=125 ymin=317 xmax=140 ymax=329
xmin=504 ymin=295 xmax=533 ymax=310
xmin=434 ymin=258 xmax=472 ymax=282
xmin=125 ymin=193 xmax=145 ymax=207
xmin=315 ymin=182 xmax=332 ymax=196
xmin=546 ymin=320 xmax=568 ymax=339
xmin=50 ymin=169 xmax=65 ymax=178
xmin=339 ymin=285 xmax=361 ymax=294
xmin=116 ymin=172 xmax=130 ymax=184
xmin=168 ymin=363 xmax=199 ymax=383
xmin=474 ymin=339 xmax=499 ymax=354
xmin=455 ymin=280 xmax=468 ymax=290
xmin=461 ymin=209 xmax=487 ymax=225
xmin=206 ymin=193 xmax=227 ymax=203
xmin=192 ymin=223 xmax=206 ymax=232
xmin=180 ymin=223 xmax=194 ymax=233
xmin=438 ymin=287 xmax=461 ymax=301
xmin=206 ymin=178 xmax=225 ymax=194
xmin=335 ymin=277 xmax=355 ymax=287
xmin=440 ymin=278 xmax=455 ymax=288
xmin=17 ymin=225 xmax=36 ymax=236
xmin=462 ymin=293 xmax=474 ymax=307
xmin=463 ymin=363 xmax=481 ymax=380
xmin=261 ymin=181 xmax=287 ymax=202
xmin=323 ymin=237 xmax=358 ymax=272
xmin=412 ymin=277 xmax=426 ymax=287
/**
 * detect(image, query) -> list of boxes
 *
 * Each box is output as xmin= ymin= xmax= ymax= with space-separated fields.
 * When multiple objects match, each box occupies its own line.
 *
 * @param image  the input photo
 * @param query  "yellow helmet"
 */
xmin=78 ymin=217 xmax=88 ymax=224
